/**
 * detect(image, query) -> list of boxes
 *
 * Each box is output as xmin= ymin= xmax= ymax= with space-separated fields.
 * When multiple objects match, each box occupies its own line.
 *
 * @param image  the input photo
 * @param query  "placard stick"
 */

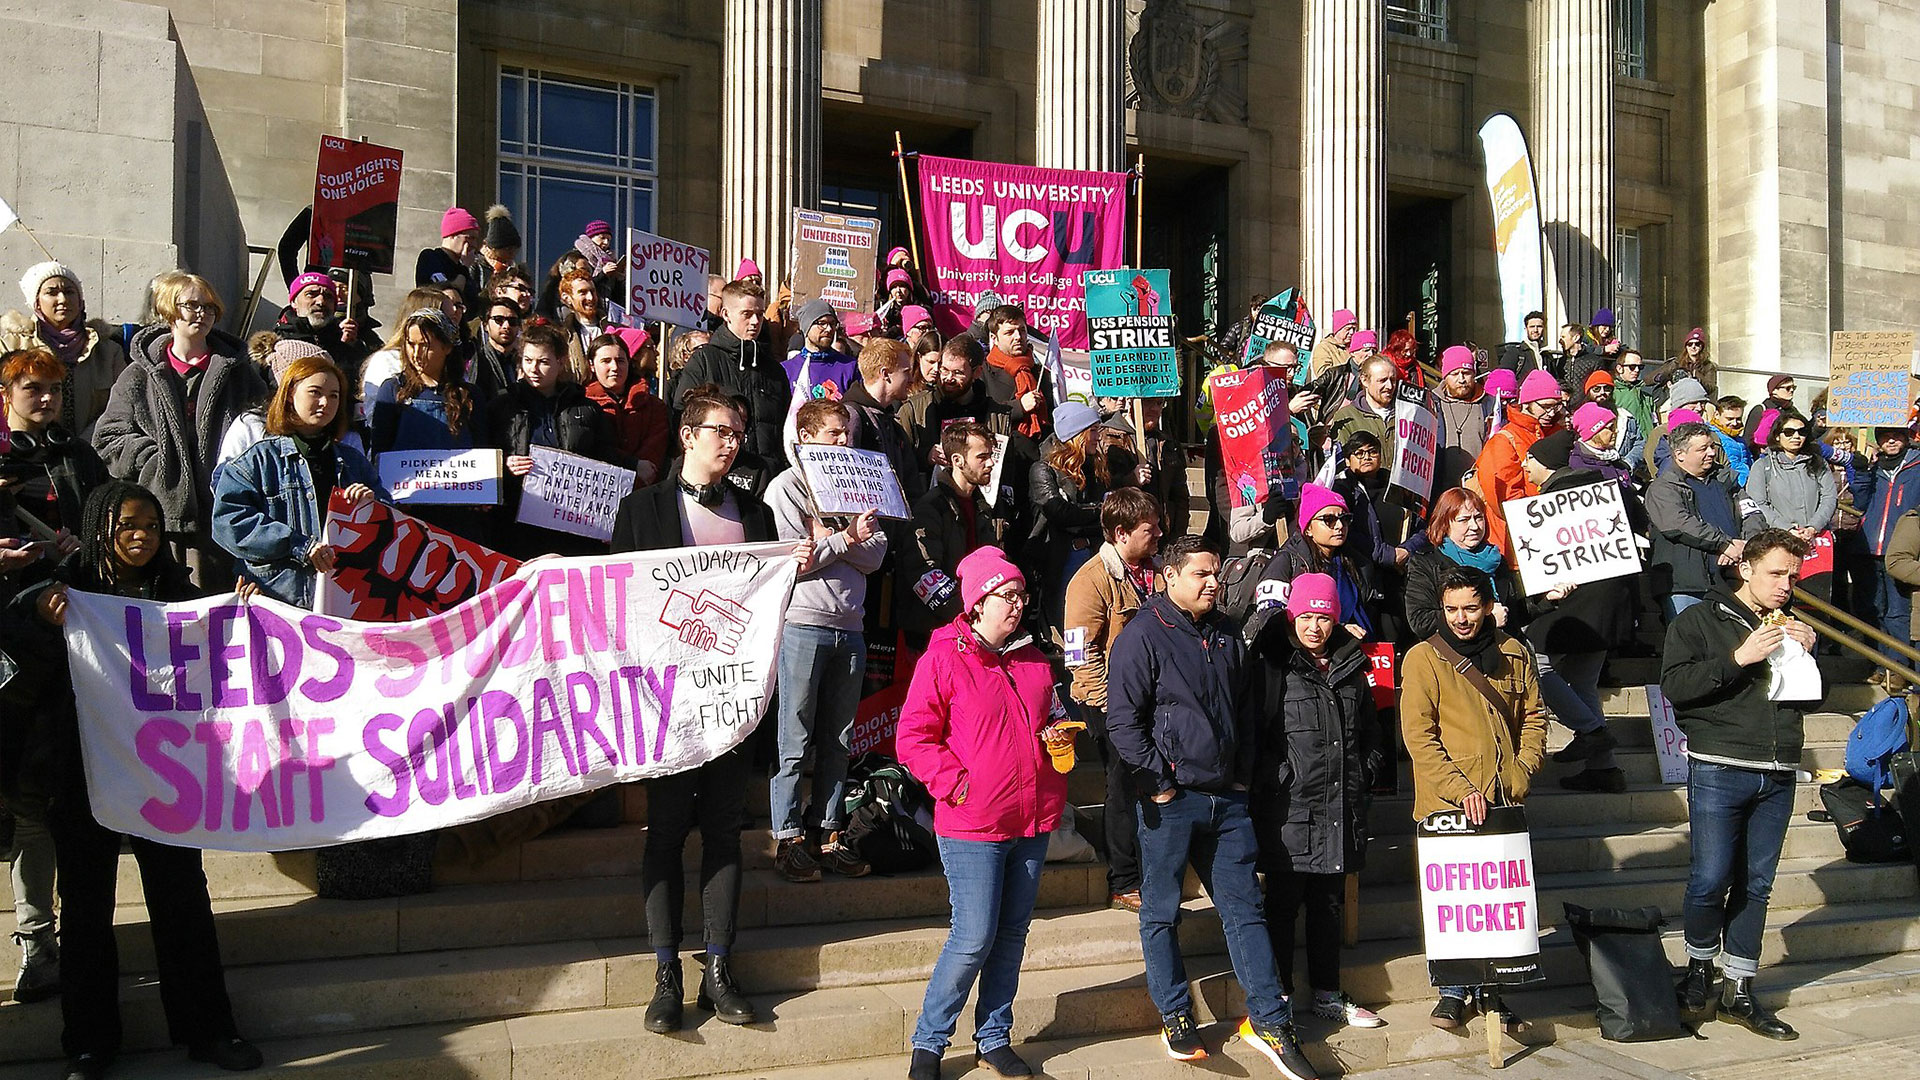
xmin=1132 ymin=154 xmax=1146 ymax=269
xmin=894 ymin=131 xmax=922 ymax=273
xmin=1484 ymin=985 xmax=1505 ymax=1068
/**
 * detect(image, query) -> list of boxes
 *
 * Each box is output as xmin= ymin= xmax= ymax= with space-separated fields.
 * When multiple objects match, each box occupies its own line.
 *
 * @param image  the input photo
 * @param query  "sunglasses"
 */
xmin=1313 ymin=513 xmax=1353 ymax=527
xmin=1619 ymin=363 xmax=1643 ymax=371
xmin=1780 ymin=426 xmax=1809 ymax=437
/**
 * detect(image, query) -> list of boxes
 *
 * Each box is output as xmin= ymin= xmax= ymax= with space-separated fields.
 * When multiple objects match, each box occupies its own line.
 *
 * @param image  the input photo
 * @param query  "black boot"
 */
xmin=1678 ymin=958 xmax=1717 ymax=1018
xmin=643 ymin=960 xmax=683 ymax=1034
xmin=697 ymin=954 xmax=758 ymax=1025
xmin=1718 ymin=976 xmax=1797 ymax=1040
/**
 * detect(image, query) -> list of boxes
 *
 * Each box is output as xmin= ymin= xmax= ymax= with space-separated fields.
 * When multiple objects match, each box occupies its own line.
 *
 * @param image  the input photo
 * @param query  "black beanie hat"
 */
xmin=484 ymin=204 xmax=521 ymax=250
xmin=1528 ymin=428 xmax=1576 ymax=472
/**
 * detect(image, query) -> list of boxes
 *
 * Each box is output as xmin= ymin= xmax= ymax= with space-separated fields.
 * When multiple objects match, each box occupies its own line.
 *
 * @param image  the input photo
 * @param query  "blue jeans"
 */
xmin=913 ymin=833 xmax=1051 ymax=1055
xmin=1684 ymin=760 xmax=1795 ymax=978
xmin=1872 ymin=558 xmax=1912 ymax=666
xmin=1535 ymin=650 xmax=1617 ymax=770
xmin=771 ymin=625 xmax=865 ymax=839
xmin=1136 ymin=788 xmax=1290 ymax=1027
xmin=1666 ymin=592 xmax=1705 ymax=621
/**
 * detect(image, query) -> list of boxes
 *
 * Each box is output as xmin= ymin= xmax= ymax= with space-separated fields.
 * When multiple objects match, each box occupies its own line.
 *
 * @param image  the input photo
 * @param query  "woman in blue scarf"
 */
xmin=1402 ymin=487 xmax=1528 ymax=641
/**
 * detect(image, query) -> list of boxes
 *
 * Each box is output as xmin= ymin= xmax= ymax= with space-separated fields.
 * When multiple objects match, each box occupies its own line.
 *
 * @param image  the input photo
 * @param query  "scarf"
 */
xmin=289 ymin=431 xmax=338 ymax=512
xmin=1440 ymin=537 xmax=1505 ymax=574
xmin=987 ymin=347 xmax=1047 ymax=438
xmin=38 ymin=316 xmax=85 ymax=366
xmin=1442 ymin=616 xmax=1502 ymax=675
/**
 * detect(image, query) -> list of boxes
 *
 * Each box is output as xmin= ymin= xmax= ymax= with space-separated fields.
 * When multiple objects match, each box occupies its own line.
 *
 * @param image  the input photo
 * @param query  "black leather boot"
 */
xmin=643 ymin=960 xmax=683 ymax=1034
xmin=1718 ymin=975 xmax=1797 ymax=1040
xmin=1678 ymin=958 xmax=1717 ymax=1018
xmin=697 ymin=954 xmax=758 ymax=1025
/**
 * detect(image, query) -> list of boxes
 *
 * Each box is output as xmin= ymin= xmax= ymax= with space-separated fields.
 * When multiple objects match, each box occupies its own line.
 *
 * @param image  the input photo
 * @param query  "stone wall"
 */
xmin=0 ymin=0 xmax=243 ymax=324
xmin=1834 ymin=0 xmax=1920 ymax=342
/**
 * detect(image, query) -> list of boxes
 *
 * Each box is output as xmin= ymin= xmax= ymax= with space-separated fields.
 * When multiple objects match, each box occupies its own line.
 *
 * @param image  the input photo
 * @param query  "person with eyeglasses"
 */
xmin=1248 ymin=484 xmax=1377 ymax=648
xmin=1647 ymin=421 xmax=1766 ymax=620
xmin=611 ymin=388 xmax=812 ymax=1036
xmin=895 ymin=546 xmax=1073 ymax=1080
xmin=1609 ymin=348 xmax=1658 ymax=458
xmin=93 ymin=273 xmax=269 ymax=586
xmin=1745 ymin=410 xmax=1836 ymax=542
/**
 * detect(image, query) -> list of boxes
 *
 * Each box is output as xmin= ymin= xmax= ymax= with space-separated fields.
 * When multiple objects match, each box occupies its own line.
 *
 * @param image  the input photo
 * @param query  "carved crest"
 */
xmin=1128 ymin=0 xmax=1246 ymax=122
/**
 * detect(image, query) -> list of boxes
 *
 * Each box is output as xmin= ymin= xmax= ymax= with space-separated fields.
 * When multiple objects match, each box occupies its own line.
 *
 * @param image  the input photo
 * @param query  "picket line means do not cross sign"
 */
xmin=1502 ymin=480 xmax=1641 ymax=594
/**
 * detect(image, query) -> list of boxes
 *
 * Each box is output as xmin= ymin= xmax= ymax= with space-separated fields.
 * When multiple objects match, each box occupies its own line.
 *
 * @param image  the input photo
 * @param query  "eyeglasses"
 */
xmin=177 ymin=301 xmax=217 ymax=317
xmin=985 ymin=589 xmax=1029 ymax=607
xmin=690 ymin=424 xmax=744 ymax=444
xmin=1313 ymin=513 xmax=1353 ymax=527
xmin=1778 ymin=385 xmax=1798 ymax=393
xmin=1346 ymin=447 xmax=1382 ymax=459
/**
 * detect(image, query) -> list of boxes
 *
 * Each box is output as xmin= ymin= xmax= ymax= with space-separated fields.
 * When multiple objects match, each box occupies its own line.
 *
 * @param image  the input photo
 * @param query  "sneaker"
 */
xmin=774 ymin=837 xmax=822 ymax=883
xmin=1109 ymin=890 xmax=1142 ymax=913
xmin=817 ymin=833 xmax=871 ymax=878
xmin=1430 ymin=995 xmax=1472 ymax=1030
xmin=1160 ymin=1011 xmax=1208 ymax=1062
xmin=1559 ymin=767 xmax=1627 ymax=793
xmin=1238 ymin=1017 xmax=1317 ymax=1080
xmin=12 ymin=930 xmax=59 ymax=1004
xmin=187 ymin=1036 xmax=264 ymax=1071
xmin=1312 ymin=992 xmax=1385 ymax=1029
xmin=1551 ymin=727 xmax=1619 ymax=763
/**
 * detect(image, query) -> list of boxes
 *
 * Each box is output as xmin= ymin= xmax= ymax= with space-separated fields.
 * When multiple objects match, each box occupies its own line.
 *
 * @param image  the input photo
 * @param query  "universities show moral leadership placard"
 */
xmin=63 ymin=544 xmax=799 ymax=852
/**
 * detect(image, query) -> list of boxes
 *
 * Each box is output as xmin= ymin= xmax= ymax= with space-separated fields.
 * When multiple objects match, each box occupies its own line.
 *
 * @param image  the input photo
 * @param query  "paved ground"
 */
xmin=1347 ymin=990 xmax=1920 ymax=1079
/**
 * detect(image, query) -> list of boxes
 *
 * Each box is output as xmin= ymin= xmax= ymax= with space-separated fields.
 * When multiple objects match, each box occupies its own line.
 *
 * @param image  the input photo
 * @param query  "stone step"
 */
xmin=1357 ymin=818 xmax=1844 ymax=884
xmin=1366 ymin=775 xmax=1830 ymax=836
xmin=1566 ymin=710 xmax=1857 ymax=749
xmin=1383 ymin=740 xmax=1849 ymax=791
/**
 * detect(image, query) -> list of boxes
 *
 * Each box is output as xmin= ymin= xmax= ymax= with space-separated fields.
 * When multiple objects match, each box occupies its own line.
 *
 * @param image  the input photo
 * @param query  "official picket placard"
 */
xmin=1210 ymin=366 xmax=1291 ymax=509
xmin=981 ymin=433 xmax=1012 ymax=509
xmin=1084 ymin=268 xmax=1179 ymax=398
xmin=1417 ymin=805 xmax=1545 ymax=987
xmin=378 ymin=449 xmax=502 ymax=506
xmin=1240 ymin=287 xmax=1316 ymax=369
xmin=789 ymin=209 xmax=879 ymax=319
xmin=517 ymin=446 xmax=636 ymax=542
xmin=1826 ymin=330 xmax=1919 ymax=426
xmin=318 ymin=494 xmax=522 ymax=622
xmin=1646 ymin=684 xmax=1688 ymax=785
xmin=626 ymin=229 xmax=711 ymax=329
xmin=1504 ymin=480 xmax=1641 ymax=594
xmin=63 ymin=545 xmax=800 ymax=852
xmin=796 ymin=444 xmax=911 ymax=520
xmin=1389 ymin=398 xmax=1439 ymax=504
xmin=308 ymin=136 xmax=403 ymax=273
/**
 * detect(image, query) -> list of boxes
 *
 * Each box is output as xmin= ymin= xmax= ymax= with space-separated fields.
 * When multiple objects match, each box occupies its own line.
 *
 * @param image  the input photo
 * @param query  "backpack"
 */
xmin=840 ymin=753 xmax=938 ymax=874
xmin=1818 ymin=777 xmax=1911 ymax=864
xmin=1845 ymin=695 xmax=1911 ymax=799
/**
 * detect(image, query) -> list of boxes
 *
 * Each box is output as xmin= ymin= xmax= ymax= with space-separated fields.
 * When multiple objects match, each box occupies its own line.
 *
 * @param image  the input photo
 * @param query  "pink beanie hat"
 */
xmin=1483 ymin=369 xmax=1518 ymax=399
xmin=1440 ymin=345 xmax=1474 ymax=377
xmin=1753 ymin=407 xmax=1783 ymax=446
xmin=887 ymin=246 xmax=909 ymax=264
xmin=886 ymin=268 xmax=912 ymax=290
xmin=1297 ymin=483 xmax=1348 ymax=530
xmin=1286 ymin=572 xmax=1339 ymax=620
xmin=901 ymin=304 xmax=933 ymax=329
xmin=441 ymin=207 xmax=480 ymax=237
xmin=1348 ymin=330 xmax=1378 ymax=352
xmin=1519 ymin=369 xmax=1561 ymax=404
xmin=957 ymin=546 xmax=1025 ymax=616
xmin=611 ymin=326 xmax=652 ymax=355
xmin=735 ymin=258 xmax=762 ymax=279
xmin=288 ymin=271 xmax=333 ymax=303
xmin=1572 ymin=402 xmax=1616 ymax=442
xmin=1327 ymin=309 xmax=1356 ymax=335
xmin=1669 ymin=408 xmax=1706 ymax=431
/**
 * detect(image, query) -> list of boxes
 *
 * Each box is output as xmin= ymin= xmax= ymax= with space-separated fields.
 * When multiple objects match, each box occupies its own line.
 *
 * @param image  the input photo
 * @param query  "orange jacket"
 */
xmin=1474 ymin=407 xmax=1557 ymax=555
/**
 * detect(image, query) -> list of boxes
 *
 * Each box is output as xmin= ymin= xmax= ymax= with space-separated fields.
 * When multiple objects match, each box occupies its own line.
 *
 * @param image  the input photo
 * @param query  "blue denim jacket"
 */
xmin=211 ymin=436 xmax=387 ymax=607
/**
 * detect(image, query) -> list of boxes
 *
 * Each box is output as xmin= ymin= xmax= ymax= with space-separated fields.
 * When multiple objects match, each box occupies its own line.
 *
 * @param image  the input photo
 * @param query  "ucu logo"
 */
xmin=949 ymin=205 xmax=1101 ymax=265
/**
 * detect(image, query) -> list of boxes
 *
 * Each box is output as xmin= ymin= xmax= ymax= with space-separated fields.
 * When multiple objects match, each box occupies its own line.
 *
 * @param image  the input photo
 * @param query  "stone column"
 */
xmin=722 ymin=0 xmax=821 ymax=288
xmin=1531 ymin=0 xmax=1615 ymax=334
xmin=1035 ymin=0 xmax=1126 ymax=173
xmin=1300 ymin=0 xmax=1386 ymax=334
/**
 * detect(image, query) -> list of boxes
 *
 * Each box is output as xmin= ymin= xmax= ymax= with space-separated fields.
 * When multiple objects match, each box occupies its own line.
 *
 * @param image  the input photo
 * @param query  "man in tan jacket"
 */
xmin=1399 ymin=565 xmax=1549 ymax=1031
xmin=1063 ymin=487 xmax=1163 ymax=912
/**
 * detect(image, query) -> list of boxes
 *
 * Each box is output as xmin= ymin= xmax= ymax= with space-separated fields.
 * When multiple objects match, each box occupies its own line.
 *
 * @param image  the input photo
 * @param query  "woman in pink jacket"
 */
xmin=896 ymin=546 xmax=1074 ymax=1080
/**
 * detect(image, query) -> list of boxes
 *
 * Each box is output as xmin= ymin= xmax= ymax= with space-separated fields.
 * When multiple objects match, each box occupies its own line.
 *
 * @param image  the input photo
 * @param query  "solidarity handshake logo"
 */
xmin=658 ymin=589 xmax=751 ymax=655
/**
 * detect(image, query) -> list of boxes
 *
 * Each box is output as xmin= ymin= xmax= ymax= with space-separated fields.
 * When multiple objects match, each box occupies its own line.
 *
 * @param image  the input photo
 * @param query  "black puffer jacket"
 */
xmin=486 ymin=381 xmax=609 ymax=557
xmin=1402 ymin=544 xmax=1528 ymax=643
xmin=673 ymin=323 xmax=792 ymax=464
xmin=1248 ymin=632 xmax=1380 ymax=875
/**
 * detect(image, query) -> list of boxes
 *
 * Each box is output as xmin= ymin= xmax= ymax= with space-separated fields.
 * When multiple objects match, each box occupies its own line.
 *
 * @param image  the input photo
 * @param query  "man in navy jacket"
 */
xmin=1106 ymin=535 xmax=1318 ymax=1080
xmin=1850 ymin=427 xmax=1920 ymax=664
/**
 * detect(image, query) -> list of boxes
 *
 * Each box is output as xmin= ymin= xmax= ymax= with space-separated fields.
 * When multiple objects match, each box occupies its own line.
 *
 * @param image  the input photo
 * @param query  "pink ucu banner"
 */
xmin=915 ymin=155 xmax=1129 ymax=349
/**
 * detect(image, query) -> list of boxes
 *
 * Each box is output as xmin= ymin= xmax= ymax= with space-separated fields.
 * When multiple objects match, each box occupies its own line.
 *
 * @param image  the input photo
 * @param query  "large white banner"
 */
xmin=63 ymin=544 xmax=798 ymax=852
xmin=1477 ymin=113 xmax=1546 ymax=345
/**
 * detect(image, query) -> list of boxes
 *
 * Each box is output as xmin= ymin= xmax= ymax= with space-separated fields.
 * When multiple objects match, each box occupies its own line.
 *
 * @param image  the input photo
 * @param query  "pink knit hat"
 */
xmin=1349 ymin=330 xmax=1378 ymax=352
xmin=1285 ymin=572 xmax=1339 ymax=620
xmin=1440 ymin=345 xmax=1474 ymax=377
xmin=288 ymin=271 xmax=333 ymax=303
xmin=902 ymin=304 xmax=933 ymax=330
xmin=584 ymin=220 xmax=613 ymax=239
xmin=887 ymin=246 xmax=909 ymax=265
xmin=1572 ymin=402 xmax=1616 ymax=442
xmin=1669 ymin=408 xmax=1706 ymax=431
xmin=441 ymin=207 xmax=480 ymax=237
xmin=956 ymin=546 xmax=1025 ymax=615
xmin=886 ymin=268 xmax=912 ymax=290
xmin=1518 ymin=369 xmax=1561 ymax=404
xmin=611 ymin=326 xmax=652 ymax=355
xmin=1483 ymin=369 xmax=1518 ymax=399
xmin=1297 ymin=483 xmax=1348 ymax=530
xmin=735 ymin=258 xmax=762 ymax=280
xmin=1327 ymin=309 xmax=1356 ymax=335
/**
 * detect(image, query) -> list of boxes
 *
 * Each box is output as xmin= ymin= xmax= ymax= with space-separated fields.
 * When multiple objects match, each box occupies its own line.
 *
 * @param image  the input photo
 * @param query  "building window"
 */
xmin=1615 ymin=226 xmax=1642 ymax=348
xmin=1614 ymin=0 xmax=1648 ymax=78
xmin=1387 ymin=0 xmax=1449 ymax=42
xmin=498 ymin=67 xmax=657 ymax=276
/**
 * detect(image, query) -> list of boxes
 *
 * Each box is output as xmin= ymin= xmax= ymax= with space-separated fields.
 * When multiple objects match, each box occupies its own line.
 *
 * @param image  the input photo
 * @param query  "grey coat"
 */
xmin=1646 ymin=464 xmax=1765 ymax=596
xmin=92 ymin=324 xmax=271 ymax=535
xmin=1745 ymin=450 xmax=1838 ymax=533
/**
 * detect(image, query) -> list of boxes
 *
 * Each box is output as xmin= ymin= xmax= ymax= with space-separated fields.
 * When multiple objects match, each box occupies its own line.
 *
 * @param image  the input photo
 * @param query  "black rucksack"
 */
xmin=840 ymin=754 xmax=938 ymax=874
xmin=1818 ymin=777 xmax=1911 ymax=864
xmin=1564 ymin=904 xmax=1689 ymax=1042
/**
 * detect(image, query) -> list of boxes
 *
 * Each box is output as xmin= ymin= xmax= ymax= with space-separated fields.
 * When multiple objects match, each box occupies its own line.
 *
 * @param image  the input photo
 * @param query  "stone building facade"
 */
xmin=1 ymin=0 xmax=1914 ymax=403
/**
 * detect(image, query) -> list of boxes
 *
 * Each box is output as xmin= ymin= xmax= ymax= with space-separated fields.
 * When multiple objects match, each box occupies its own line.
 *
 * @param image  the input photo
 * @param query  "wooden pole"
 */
xmin=893 ymin=132 xmax=923 ymax=273
xmin=1132 ymin=154 xmax=1146 ymax=269
xmin=1484 ymin=985 xmax=1505 ymax=1068
xmin=13 ymin=223 xmax=58 ymax=265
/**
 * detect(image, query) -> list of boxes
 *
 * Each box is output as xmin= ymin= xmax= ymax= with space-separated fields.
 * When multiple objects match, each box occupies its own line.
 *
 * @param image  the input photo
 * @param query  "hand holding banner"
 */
xmin=319 ymin=493 xmax=521 ymax=622
xmin=1417 ymin=805 xmax=1545 ymax=988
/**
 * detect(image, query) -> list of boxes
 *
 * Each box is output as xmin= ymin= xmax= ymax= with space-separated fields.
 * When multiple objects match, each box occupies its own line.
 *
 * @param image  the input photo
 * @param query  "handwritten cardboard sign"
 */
xmin=796 ymin=444 xmax=911 ymax=520
xmin=1505 ymin=481 xmax=1642 ymax=594
xmin=516 ymin=445 xmax=635 ymax=541
xmin=626 ymin=229 xmax=711 ymax=329
xmin=1826 ymin=331 xmax=1919 ymax=426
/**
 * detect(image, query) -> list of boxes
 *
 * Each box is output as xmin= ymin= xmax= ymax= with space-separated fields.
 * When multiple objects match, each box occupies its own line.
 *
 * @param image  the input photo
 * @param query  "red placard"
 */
xmin=1211 ymin=366 xmax=1292 ymax=509
xmin=318 ymin=493 xmax=521 ymax=622
xmin=308 ymin=135 xmax=404 ymax=274
xmin=1363 ymin=641 xmax=1397 ymax=710
xmin=1801 ymin=530 xmax=1836 ymax=577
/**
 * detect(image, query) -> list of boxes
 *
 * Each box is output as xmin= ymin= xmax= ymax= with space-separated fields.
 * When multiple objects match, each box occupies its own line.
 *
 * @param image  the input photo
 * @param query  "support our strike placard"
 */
xmin=516 ymin=446 xmax=635 ymax=542
xmin=1503 ymin=480 xmax=1641 ymax=594
xmin=62 ymin=545 xmax=799 ymax=852
xmin=1417 ymin=805 xmax=1545 ymax=987
xmin=378 ymin=449 xmax=502 ymax=506
xmin=1084 ymin=268 xmax=1179 ymax=398
xmin=626 ymin=229 xmax=711 ymax=329
xmin=796 ymin=444 xmax=910 ymax=520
